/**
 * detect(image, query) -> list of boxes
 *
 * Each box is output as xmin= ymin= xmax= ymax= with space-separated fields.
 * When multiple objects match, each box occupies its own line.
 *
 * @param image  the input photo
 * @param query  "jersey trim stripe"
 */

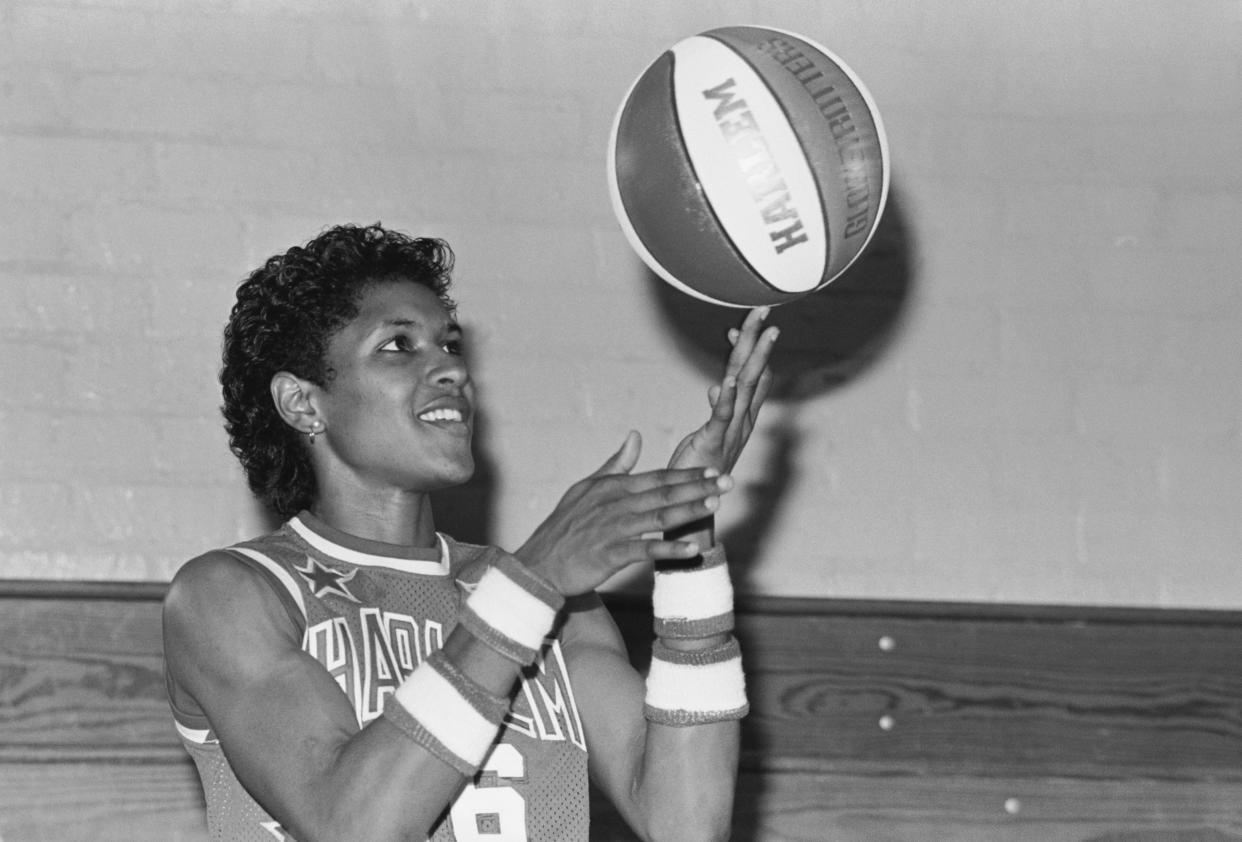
xmin=288 ymin=516 xmax=452 ymax=575
xmin=174 ymin=718 xmax=214 ymax=745
xmin=231 ymin=546 xmax=309 ymax=619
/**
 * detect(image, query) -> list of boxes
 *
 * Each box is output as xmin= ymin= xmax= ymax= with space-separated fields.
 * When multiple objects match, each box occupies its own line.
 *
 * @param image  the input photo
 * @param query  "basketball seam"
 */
xmin=701 ymin=29 xmax=833 ymax=282
xmin=608 ymin=53 xmax=741 ymax=306
xmin=670 ymin=41 xmax=780 ymax=297
xmin=757 ymin=25 xmax=892 ymax=280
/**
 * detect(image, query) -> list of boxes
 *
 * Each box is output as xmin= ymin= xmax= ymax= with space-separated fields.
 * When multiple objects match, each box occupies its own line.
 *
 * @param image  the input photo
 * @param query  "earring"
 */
xmin=308 ymin=421 xmax=323 ymax=444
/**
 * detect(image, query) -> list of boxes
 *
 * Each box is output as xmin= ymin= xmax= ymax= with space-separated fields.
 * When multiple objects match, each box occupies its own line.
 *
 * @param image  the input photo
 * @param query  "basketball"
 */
xmin=607 ymin=25 xmax=890 ymax=308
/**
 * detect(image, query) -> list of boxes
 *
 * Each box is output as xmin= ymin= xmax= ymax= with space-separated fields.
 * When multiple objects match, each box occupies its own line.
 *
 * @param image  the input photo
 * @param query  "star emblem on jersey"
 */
xmin=294 ymin=556 xmax=360 ymax=603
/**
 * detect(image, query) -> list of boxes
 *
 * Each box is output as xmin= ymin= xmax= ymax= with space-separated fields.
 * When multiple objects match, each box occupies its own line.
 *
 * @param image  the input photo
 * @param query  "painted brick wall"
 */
xmin=0 ymin=0 xmax=1239 ymax=607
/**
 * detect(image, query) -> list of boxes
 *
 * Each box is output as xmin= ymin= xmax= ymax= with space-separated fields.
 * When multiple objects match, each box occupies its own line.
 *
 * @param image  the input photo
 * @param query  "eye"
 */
xmin=378 ymin=335 xmax=413 ymax=353
xmin=443 ymin=338 xmax=464 ymax=356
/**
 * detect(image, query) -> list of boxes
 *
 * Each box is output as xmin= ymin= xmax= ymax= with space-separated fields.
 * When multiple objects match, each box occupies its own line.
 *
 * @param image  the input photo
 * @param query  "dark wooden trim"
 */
xmin=0 ymin=579 xmax=170 ymax=601
xmin=8 ymin=578 xmax=1242 ymax=627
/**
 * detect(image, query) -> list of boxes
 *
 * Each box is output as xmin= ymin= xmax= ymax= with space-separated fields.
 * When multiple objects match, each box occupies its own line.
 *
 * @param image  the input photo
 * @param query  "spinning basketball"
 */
xmin=608 ymin=26 xmax=890 ymax=308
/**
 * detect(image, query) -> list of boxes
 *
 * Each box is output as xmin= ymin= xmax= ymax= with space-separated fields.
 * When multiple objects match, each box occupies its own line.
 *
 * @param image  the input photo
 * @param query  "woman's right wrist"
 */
xmin=510 ymin=545 xmax=568 ymax=598
xmin=457 ymin=550 xmax=565 ymax=664
xmin=382 ymin=549 xmax=568 ymax=773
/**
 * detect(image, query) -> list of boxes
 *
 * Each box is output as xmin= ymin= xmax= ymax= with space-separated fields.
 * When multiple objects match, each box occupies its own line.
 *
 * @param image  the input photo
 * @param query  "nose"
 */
xmin=430 ymin=349 xmax=470 ymax=389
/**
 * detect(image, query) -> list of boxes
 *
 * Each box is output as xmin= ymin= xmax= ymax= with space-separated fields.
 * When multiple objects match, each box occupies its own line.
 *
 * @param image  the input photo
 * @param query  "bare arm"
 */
xmin=573 ymin=307 xmax=779 ymax=842
xmin=164 ymin=459 xmax=731 ymax=840
xmin=560 ymin=596 xmax=741 ymax=842
xmin=164 ymin=552 xmax=523 ymax=840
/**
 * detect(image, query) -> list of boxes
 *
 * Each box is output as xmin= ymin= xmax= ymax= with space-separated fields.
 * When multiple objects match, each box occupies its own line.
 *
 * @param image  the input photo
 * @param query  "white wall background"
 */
xmin=0 ymin=0 xmax=1239 ymax=608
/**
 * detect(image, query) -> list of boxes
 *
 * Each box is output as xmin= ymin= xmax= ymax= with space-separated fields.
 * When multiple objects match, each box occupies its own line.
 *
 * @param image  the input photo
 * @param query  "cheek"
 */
xmin=327 ymin=381 xmax=413 ymax=439
xmin=341 ymin=368 xmax=406 ymax=408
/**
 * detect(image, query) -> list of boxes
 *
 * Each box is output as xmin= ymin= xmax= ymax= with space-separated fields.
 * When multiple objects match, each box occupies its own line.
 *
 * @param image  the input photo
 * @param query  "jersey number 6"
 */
xmin=449 ymin=744 xmax=528 ymax=842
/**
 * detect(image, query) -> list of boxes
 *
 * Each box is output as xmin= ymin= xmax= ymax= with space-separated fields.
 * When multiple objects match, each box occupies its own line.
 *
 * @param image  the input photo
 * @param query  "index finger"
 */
xmin=728 ymin=321 xmax=779 ymax=413
xmin=614 ymin=466 xmax=726 ymax=495
xmin=724 ymin=307 xmax=770 ymax=380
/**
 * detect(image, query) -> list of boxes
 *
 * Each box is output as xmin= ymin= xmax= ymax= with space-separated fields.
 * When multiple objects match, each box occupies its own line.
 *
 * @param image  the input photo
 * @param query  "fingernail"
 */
xmin=716 ymin=474 xmax=734 ymax=491
xmin=703 ymin=467 xmax=720 ymax=478
xmin=704 ymin=496 xmax=719 ymax=511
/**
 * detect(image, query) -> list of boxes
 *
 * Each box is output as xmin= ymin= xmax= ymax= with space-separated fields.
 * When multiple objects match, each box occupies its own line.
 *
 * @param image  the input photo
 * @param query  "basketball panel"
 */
xmin=610 ymin=51 xmax=797 ymax=307
xmin=704 ymin=26 xmax=890 ymax=283
xmin=670 ymin=35 xmax=827 ymax=294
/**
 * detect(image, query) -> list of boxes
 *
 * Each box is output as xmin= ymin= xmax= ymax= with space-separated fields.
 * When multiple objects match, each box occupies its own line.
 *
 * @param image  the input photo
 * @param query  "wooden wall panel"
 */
xmin=733 ymin=605 xmax=1242 ymax=779
xmin=4 ymin=582 xmax=1242 ymax=841
xmin=0 ymin=587 xmax=174 ymax=761
xmin=728 ymin=772 xmax=1242 ymax=842
xmin=0 ymin=764 xmax=206 ymax=842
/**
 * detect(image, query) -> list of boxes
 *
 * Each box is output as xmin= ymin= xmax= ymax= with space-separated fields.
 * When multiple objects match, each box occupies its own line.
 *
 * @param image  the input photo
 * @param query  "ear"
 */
xmin=270 ymin=371 xmax=321 ymax=436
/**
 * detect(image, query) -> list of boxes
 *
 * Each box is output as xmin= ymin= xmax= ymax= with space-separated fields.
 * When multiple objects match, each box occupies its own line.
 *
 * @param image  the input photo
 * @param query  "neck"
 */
xmin=309 ymin=489 xmax=438 ymax=548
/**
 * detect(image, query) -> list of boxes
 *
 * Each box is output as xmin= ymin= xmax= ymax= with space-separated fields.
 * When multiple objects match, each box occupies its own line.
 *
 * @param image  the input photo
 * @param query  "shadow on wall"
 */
xmin=433 ymin=189 xmax=914 ymax=567
xmin=649 ymin=185 xmax=914 ymax=402
xmin=649 ymin=189 xmax=914 ymax=842
xmin=651 ymin=188 xmax=915 ymax=589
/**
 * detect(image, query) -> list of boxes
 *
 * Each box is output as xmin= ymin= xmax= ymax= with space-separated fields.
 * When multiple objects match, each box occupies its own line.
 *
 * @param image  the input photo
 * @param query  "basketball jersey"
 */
xmin=168 ymin=512 xmax=591 ymax=841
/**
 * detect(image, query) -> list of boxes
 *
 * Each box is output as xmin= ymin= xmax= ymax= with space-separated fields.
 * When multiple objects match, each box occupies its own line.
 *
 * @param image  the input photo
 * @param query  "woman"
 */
xmin=163 ymin=223 xmax=777 ymax=841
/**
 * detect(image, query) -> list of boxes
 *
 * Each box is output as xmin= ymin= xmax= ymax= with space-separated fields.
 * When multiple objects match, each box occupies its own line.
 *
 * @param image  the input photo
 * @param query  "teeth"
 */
xmin=418 ymin=408 xmax=463 ymax=423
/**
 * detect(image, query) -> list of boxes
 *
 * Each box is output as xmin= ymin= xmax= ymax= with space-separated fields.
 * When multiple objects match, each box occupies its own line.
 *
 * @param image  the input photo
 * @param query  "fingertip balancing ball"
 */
xmin=607 ymin=25 xmax=890 ymax=308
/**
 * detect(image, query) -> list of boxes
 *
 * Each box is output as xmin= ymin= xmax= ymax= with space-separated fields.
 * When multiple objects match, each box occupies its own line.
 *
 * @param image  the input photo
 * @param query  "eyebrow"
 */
xmin=383 ymin=318 xmax=463 ymax=336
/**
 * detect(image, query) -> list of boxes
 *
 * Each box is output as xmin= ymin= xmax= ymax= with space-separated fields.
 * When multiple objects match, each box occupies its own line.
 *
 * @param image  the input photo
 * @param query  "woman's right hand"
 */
xmin=514 ymin=431 xmax=733 ymax=596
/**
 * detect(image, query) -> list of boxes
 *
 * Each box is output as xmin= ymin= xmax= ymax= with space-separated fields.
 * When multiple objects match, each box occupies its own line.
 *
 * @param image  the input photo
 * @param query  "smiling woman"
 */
xmin=271 ymin=280 xmax=478 ymax=510
xmin=218 ymin=226 xmax=460 ymax=521
xmin=161 ymin=223 xmax=780 ymax=842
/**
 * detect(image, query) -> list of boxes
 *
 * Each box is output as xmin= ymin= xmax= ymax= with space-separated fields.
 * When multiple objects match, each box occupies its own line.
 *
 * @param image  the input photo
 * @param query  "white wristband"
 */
xmin=652 ymin=545 xmax=735 ymax=639
xmin=385 ymin=651 xmax=507 ymax=775
xmin=644 ymin=637 xmax=748 ymax=726
xmin=459 ymin=551 xmax=564 ymax=664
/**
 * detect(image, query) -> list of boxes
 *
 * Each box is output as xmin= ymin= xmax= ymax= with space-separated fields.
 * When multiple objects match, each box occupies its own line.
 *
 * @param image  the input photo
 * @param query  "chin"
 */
xmin=438 ymin=458 xmax=476 ymax=489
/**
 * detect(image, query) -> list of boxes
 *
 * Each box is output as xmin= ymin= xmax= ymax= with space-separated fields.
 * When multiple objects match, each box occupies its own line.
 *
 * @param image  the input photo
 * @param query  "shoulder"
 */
xmin=164 ymin=549 xmax=260 ymax=617
xmin=165 ymin=549 xmax=283 ymax=623
xmin=163 ymin=549 xmax=304 ymax=686
xmin=166 ymin=537 xmax=306 ymax=626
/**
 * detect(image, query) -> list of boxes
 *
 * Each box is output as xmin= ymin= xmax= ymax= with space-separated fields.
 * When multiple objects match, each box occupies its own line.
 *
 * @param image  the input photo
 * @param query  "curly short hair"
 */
xmin=221 ymin=223 xmax=456 ymax=518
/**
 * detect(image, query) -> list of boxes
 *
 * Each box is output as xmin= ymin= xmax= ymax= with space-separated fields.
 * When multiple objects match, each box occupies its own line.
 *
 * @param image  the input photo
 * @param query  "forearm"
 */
xmin=271 ymin=550 xmax=563 ymax=841
xmin=631 ymin=536 xmax=745 ymax=842
xmin=629 ymin=679 xmax=742 ymax=842
xmin=304 ymin=705 xmax=475 ymax=839
xmin=304 ymin=627 xmax=524 ymax=839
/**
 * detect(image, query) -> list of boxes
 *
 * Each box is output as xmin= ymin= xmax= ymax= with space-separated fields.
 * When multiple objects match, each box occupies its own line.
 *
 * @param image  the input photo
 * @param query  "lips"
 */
xmin=418 ymin=407 xmax=464 ymax=423
xmin=416 ymin=397 xmax=471 ymax=426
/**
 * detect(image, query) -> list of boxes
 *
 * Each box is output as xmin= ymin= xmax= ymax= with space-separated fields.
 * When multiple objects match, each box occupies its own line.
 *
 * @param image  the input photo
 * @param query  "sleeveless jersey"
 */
xmin=168 ymin=512 xmax=590 ymax=841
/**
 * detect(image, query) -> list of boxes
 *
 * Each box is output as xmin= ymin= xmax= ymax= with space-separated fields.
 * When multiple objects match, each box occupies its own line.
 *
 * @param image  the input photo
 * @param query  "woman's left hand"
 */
xmin=668 ymin=307 xmax=779 ymax=475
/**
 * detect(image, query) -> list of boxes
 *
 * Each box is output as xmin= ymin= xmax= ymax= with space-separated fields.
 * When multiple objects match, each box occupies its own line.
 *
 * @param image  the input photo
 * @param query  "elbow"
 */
xmin=646 ymin=822 xmax=733 ymax=842
xmin=280 ymin=796 xmax=439 ymax=842
xmin=628 ymin=776 xmax=738 ymax=842
xmin=291 ymin=817 xmax=428 ymax=842
xmin=641 ymin=808 xmax=735 ymax=842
